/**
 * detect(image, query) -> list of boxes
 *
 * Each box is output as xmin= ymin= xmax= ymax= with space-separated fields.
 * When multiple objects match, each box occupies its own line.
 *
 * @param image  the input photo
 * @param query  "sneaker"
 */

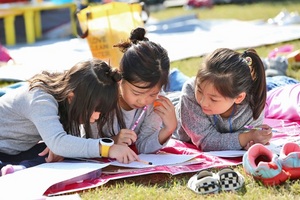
xmin=187 ymin=168 xmax=245 ymax=195
xmin=1 ymin=164 xmax=26 ymax=176
xmin=187 ymin=170 xmax=220 ymax=194
xmin=243 ymin=143 xmax=289 ymax=186
xmin=279 ymin=142 xmax=300 ymax=180
xmin=217 ymin=167 xmax=245 ymax=192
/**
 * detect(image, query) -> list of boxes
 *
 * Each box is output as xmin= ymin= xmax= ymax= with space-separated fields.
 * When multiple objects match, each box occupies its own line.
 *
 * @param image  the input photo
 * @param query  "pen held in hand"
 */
xmin=137 ymin=159 xmax=153 ymax=165
xmin=131 ymin=105 xmax=148 ymax=131
xmin=244 ymin=125 xmax=278 ymax=132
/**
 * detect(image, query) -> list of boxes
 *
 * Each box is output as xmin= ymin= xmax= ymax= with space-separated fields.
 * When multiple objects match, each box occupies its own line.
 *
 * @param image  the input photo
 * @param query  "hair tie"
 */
xmin=242 ymin=52 xmax=255 ymax=80
xmin=245 ymin=56 xmax=252 ymax=66
xmin=245 ymin=57 xmax=255 ymax=80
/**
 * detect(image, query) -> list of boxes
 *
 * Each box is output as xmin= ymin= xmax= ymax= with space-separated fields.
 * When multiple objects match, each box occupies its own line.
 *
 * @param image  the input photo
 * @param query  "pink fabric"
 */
xmin=44 ymin=139 xmax=242 ymax=196
xmin=0 ymin=44 xmax=12 ymax=62
xmin=265 ymin=83 xmax=300 ymax=121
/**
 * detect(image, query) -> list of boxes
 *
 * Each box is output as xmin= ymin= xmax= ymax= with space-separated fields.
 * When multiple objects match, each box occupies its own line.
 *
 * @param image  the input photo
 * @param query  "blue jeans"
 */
xmin=0 ymin=142 xmax=47 ymax=169
xmin=266 ymin=76 xmax=299 ymax=91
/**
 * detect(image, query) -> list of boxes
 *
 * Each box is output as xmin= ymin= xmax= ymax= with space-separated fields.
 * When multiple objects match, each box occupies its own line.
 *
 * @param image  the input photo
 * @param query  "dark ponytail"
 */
xmin=241 ymin=49 xmax=267 ymax=119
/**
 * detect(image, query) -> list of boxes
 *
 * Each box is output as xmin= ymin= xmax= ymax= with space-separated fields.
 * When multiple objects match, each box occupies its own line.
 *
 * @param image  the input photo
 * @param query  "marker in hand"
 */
xmin=138 ymin=159 xmax=153 ymax=165
xmin=131 ymin=105 xmax=148 ymax=131
xmin=244 ymin=125 xmax=278 ymax=132
xmin=153 ymin=91 xmax=166 ymax=107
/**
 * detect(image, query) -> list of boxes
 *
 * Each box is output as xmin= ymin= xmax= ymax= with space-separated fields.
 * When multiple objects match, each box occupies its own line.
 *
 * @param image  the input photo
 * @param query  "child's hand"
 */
xmin=154 ymin=95 xmax=177 ymax=134
xmin=109 ymin=144 xmax=139 ymax=164
xmin=39 ymin=147 xmax=64 ymax=163
xmin=112 ymin=129 xmax=137 ymax=146
xmin=251 ymin=126 xmax=273 ymax=145
xmin=243 ymin=140 xmax=254 ymax=150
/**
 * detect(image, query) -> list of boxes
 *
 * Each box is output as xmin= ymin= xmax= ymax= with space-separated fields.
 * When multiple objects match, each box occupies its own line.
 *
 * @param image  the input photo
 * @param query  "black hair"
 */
xmin=114 ymin=27 xmax=170 ymax=91
xmin=29 ymin=58 xmax=121 ymax=138
xmin=110 ymin=27 xmax=170 ymax=131
xmin=196 ymin=48 xmax=266 ymax=120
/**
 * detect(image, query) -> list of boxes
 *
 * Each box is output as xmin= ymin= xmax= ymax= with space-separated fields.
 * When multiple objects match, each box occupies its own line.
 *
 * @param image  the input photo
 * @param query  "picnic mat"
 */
xmin=1 ymin=118 xmax=300 ymax=199
xmin=45 ymin=138 xmax=242 ymax=196
xmin=1 ymin=15 xmax=300 ymax=81
xmin=0 ymin=138 xmax=243 ymax=199
xmin=45 ymin=118 xmax=300 ymax=197
xmin=41 ymin=117 xmax=300 ymax=197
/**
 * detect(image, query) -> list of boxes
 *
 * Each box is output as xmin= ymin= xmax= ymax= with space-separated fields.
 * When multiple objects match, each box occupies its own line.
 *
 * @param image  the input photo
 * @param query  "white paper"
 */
xmin=0 ymin=161 xmax=109 ymax=199
xmin=110 ymin=153 xmax=200 ymax=168
xmin=266 ymin=135 xmax=300 ymax=155
xmin=205 ymin=150 xmax=246 ymax=158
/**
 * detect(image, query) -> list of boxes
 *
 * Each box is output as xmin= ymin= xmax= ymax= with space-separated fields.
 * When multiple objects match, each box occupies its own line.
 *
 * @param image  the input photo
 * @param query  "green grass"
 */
xmin=2 ymin=1 xmax=300 ymax=199
xmin=79 ymin=166 xmax=300 ymax=200
xmin=151 ymin=0 xmax=300 ymax=78
xmin=79 ymin=1 xmax=300 ymax=199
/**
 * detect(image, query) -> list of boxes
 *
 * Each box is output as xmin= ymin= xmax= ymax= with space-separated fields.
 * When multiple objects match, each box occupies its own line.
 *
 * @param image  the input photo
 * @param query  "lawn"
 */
xmin=152 ymin=0 xmax=300 ymax=79
xmin=80 ymin=1 xmax=300 ymax=199
xmin=2 ymin=0 xmax=300 ymax=199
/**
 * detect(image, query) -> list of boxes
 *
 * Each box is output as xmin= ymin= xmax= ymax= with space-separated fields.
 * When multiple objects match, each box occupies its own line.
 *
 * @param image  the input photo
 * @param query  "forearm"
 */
xmin=158 ymin=126 xmax=174 ymax=145
xmin=136 ymin=131 xmax=163 ymax=154
xmin=238 ymin=131 xmax=252 ymax=148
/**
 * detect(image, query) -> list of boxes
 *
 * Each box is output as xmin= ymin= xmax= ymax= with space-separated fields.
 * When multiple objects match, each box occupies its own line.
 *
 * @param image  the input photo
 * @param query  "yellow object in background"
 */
xmin=76 ymin=2 xmax=145 ymax=68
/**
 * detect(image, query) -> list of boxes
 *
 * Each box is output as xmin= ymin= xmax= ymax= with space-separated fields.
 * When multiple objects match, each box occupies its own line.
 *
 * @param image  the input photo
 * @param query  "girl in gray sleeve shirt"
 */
xmin=0 ymin=59 xmax=139 ymax=175
xmin=173 ymin=48 xmax=273 ymax=151
xmin=97 ymin=27 xmax=177 ymax=154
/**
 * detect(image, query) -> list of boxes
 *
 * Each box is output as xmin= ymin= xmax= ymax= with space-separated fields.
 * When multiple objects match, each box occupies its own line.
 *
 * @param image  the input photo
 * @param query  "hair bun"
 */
xmin=129 ymin=27 xmax=148 ymax=43
xmin=109 ymin=69 xmax=122 ymax=82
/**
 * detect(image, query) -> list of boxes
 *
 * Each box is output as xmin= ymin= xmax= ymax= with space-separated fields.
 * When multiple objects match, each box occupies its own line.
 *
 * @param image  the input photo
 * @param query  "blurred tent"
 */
xmin=0 ymin=6 xmax=73 ymax=44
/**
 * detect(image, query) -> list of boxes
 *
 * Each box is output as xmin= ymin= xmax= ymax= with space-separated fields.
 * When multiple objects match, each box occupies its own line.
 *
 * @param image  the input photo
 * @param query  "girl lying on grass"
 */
xmin=95 ymin=27 xmax=177 ymax=155
xmin=0 ymin=58 xmax=139 ymax=176
xmin=173 ymin=48 xmax=273 ymax=151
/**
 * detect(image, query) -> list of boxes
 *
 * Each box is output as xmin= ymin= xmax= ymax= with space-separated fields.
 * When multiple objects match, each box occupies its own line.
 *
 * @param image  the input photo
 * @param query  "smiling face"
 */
xmin=119 ymin=80 xmax=161 ymax=111
xmin=195 ymin=81 xmax=238 ymax=118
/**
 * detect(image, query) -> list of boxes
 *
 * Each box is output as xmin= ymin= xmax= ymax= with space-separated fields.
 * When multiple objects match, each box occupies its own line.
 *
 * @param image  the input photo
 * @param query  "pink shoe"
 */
xmin=243 ymin=143 xmax=289 ymax=186
xmin=280 ymin=142 xmax=300 ymax=180
xmin=1 ymin=164 xmax=15 ymax=176
xmin=1 ymin=164 xmax=25 ymax=176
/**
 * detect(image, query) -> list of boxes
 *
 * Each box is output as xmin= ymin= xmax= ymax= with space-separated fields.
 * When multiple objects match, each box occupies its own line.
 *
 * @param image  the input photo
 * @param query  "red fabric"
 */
xmin=0 ymin=44 xmax=12 ymax=62
xmin=44 ymin=139 xmax=242 ymax=196
xmin=187 ymin=0 xmax=213 ymax=8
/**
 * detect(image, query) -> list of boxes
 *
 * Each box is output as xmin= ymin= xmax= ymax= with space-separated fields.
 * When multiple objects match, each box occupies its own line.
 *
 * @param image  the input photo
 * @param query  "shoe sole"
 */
xmin=253 ymin=169 xmax=289 ymax=186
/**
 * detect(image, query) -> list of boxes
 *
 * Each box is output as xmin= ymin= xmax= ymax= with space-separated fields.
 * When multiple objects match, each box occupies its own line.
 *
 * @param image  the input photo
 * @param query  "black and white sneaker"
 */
xmin=187 ymin=170 xmax=220 ymax=195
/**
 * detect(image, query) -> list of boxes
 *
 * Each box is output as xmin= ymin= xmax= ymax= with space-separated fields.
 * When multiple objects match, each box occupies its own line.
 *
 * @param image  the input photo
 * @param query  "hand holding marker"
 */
xmin=131 ymin=105 xmax=148 ymax=131
xmin=153 ymin=91 xmax=166 ymax=107
xmin=244 ymin=125 xmax=278 ymax=132
xmin=130 ymin=105 xmax=152 ymax=165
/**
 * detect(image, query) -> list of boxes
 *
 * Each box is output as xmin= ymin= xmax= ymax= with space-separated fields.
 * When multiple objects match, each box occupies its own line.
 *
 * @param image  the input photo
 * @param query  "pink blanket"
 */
xmin=45 ymin=118 xmax=300 ymax=196
xmin=265 ymin=83 xmax=300 ymax=122
xmin=45 ymin=139 xmax=242 ymax=196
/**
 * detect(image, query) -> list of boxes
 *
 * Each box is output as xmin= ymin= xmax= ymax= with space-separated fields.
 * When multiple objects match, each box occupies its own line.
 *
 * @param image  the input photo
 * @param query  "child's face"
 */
xmin=119 ymin=80 xmax=160 ymax=110
xmin=195 ymin=81 xmax=236 ymax=118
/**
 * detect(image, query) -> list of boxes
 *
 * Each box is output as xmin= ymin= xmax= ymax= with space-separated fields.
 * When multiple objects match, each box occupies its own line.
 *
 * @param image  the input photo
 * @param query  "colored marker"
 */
xmin=131 ymin=105 xmax=148 ymax=131
xmin=138 ymin=159 xmax=153 ymax=165
xmin=244 ymin=125 xmax=278 ymax=132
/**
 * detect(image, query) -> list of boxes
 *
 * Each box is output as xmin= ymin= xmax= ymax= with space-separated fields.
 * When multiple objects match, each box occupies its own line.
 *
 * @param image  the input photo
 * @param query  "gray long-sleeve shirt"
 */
xmin=93 ymin=105 xmax=165 ymax=154
xmin=173 ymin=77 xmax=264 ymax=151
xmin=0 ymin=83 xmax=100 ymax=158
